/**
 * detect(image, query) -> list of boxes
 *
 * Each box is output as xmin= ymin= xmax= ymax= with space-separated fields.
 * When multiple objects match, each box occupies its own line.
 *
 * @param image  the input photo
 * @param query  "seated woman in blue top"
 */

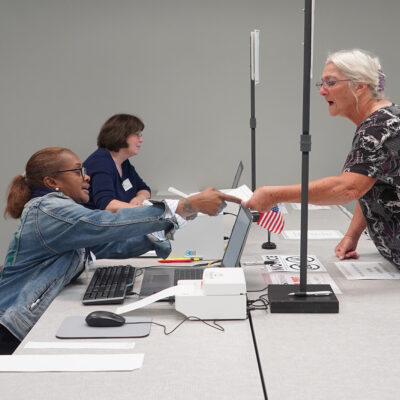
xmin=84 ymin=114 xmax=151 ymax=212
xmin=0 ymin=147 xmax=240 ymax=354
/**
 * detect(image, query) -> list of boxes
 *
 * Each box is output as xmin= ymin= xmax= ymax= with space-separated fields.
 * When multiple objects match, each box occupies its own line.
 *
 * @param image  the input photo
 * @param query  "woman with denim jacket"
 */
xmin=0 ymin=147 xmax=240 ymax=354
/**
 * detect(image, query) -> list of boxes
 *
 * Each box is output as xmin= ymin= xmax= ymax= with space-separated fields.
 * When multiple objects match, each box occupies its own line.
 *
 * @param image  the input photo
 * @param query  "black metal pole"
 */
xmin=299 ymin=0 xmax=312 ymax=293
xmin=268 ymin=0 xmax=338 ymax=312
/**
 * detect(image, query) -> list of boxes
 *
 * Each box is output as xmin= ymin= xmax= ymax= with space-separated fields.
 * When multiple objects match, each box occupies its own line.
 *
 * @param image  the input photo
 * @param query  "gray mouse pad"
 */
xmin=56 ymin=316 xmax=152 ymax=339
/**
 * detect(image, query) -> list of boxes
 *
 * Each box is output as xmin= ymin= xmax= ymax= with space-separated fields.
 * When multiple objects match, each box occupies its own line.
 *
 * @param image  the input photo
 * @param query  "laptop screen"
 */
xmin=221 ymin=205 xmax=252 ymax=267
xmin=231 ymin=161 xmax=244 ymax=189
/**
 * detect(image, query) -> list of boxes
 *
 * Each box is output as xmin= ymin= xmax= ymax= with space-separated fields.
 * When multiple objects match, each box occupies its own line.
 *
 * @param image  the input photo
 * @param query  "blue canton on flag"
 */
xmin=257 ymin=205 xmax=284 ymax=234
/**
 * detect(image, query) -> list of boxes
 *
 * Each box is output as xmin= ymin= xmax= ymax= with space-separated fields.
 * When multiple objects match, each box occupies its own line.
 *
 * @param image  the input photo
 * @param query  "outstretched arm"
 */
xmin=243 ymin=172 xmax=376 ymax=212
xmin=176 ymin=187 xmax=242 ymax=219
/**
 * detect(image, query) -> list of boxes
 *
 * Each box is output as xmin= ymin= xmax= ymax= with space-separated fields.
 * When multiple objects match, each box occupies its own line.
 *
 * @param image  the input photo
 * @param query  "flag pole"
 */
xmin=262 ymin=230 xmax=277 ymax=249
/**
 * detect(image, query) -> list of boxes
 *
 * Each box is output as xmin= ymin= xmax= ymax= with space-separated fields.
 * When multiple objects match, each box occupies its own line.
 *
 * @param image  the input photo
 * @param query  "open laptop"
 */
xmin=232 ymin=161 xmax=244 ymax=189
xmin=139 ymin=205 xmax=253 ymax=297
xmin=164 ymin=161 xmax=244 ymax=260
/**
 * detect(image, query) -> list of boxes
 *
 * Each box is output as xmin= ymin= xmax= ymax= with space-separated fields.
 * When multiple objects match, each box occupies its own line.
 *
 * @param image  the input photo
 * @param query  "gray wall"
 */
xmin=1 ymin=0 xmax=399 ymax=258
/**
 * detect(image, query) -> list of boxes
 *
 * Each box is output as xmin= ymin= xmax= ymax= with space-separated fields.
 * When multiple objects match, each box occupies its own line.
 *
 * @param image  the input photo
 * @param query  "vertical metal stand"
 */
xmin=251 ymin=68 xmax=276 ymax=250
xmin=250 ymin=30 xmax=275 ymax=250
xmin=267 ymin=0 xmax=339 ymax=313
xmin=250 ymin=78 xmax=256 ymax=192
xmin=299 ymin=0 xmax=312 ymax=292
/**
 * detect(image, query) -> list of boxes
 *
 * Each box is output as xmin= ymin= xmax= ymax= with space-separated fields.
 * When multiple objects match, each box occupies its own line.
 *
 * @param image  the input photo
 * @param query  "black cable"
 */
xmin=223 ymin=212 xmax=237 ymax=217
xmin=134 ymin=268 xmax=144 ymax=278
xmin=247 ymin=297 xmax=269 ymax=311
xmin=126 ymin=316 xmax=224 ymax=335
xmin=247 ymin=286 xmax=270 ymax=311
xmin=247 ymin=285 xmax=268 ymax=293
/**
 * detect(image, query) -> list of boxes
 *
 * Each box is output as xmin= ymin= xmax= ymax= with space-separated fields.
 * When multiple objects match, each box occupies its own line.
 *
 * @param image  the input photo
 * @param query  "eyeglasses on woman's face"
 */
xmin=56 ymin=166 xmax=87 ymax=179
xmin=315 ymin=78 xmax=352 ymax=89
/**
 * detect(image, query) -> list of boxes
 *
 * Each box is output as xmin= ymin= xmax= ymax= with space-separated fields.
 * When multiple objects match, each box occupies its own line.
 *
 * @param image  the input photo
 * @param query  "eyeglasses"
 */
xmin=315 ymin=79 xmax=352 ymax=89
xmin=56 ymin=167 xmax=87 ymax=178
xmin=131 ymin=132 xmax=143 ymax=138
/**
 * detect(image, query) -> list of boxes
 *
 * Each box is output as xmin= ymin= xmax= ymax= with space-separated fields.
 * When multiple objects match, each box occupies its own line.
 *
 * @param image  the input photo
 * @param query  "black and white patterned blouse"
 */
xmin=343 ymin=103 xmax=400 ymax=268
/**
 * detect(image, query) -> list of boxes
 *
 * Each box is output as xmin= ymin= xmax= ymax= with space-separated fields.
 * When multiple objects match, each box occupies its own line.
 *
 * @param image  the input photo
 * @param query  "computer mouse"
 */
xmin=85 ymin=310 xmax=126 ymax=327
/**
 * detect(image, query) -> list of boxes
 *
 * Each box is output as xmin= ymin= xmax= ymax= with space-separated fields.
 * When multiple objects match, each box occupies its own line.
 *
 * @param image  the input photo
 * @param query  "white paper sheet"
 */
xmin=0 ymin=353 xmax=144 ymax=372
xmin=25 ymin=341 xmax=135 ymax=350
xmin=261 ymin=254 xmax=326 ymax=272
xmin=116 ymin=285 xmax=190 ymax=315
xmin=282 ymin=230 xmax=343 ymax=240
xmin=267 ymin=272 xmax=342 ymax=294
xmin=168 ymin=186 xmax=189 ymax=198
xmin=291 ymin=203 xmax=332 ymax=210
xmin=335 ymin=261 xmax=400 ymax=280
xmin=219 ymin=184 xmax=253 ymax=201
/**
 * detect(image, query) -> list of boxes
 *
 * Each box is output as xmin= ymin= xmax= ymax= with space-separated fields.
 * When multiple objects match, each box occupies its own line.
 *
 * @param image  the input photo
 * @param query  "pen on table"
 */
xmin=242 ymin=260 xmax=275 ymax=266
xmin=288 ymin=291 xmax=332 ymax=297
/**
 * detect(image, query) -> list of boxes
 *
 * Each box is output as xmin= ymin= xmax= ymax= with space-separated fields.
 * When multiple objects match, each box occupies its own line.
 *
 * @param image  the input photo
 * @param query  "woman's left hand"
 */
xmin=129 ymin=196 xmax=146 ymax=207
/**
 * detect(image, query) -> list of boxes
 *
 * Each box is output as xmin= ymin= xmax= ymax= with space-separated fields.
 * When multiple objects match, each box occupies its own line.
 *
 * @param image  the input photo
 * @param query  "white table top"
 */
xmin=0 ymin=227 xmax=264 ymax=400
xmin=244 ymin=204 xmax=400 ymax=400
xmin=2 ymin=204 xmax=400 ymax=400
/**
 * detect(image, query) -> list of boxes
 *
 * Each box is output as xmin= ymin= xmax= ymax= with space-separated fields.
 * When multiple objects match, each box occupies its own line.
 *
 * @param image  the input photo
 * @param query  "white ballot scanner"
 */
xmin=116 ymin=268 xmax=247 ymax=320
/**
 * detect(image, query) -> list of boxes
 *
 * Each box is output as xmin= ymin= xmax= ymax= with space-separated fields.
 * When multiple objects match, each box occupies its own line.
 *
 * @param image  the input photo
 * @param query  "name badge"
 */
xmin=122 ymin=178 xmax=133 ymax=191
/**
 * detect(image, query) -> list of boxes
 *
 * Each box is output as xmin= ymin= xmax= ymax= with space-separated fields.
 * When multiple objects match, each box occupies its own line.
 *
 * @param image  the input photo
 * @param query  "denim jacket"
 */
xmin=0 ymin=192 xmax=176 ymax=340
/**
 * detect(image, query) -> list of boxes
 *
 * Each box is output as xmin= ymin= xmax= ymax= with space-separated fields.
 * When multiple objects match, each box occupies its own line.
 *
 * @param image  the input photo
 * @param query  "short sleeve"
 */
xmin=343 ymin=124 xmax=398 ymax=182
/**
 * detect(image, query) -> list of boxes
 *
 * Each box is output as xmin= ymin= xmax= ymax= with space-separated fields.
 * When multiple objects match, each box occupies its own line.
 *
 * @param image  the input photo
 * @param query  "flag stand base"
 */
xmin=268 ymin=284 xmax=339 ymax=313
xmin=262 ymin=241 xmax=276 ymax=249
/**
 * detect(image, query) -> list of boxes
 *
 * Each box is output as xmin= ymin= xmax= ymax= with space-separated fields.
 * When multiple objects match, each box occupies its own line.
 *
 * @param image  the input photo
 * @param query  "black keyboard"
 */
xmin=82 ymin=265 xmax=136 ymax=305
xmin=174 ymin=267 xmax=204 ymax=284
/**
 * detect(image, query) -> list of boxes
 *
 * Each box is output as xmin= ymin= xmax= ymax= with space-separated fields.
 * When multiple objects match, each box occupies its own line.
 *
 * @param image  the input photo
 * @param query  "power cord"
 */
xmin=125 ymin=316 xmax=225 ymax=335
xmin=247 ymin=289 xmax=270 ymax=312
xmin=134 ymin=268 xmax=144 ymax=278
xmin=247 ymin=295 xmax=269 ymax=312
xmin=223 ymin=212 xmax=237 ymax=217
xmin=247 ymin=285 xmax=268 ymax=293
xmin=126 ymin=268 xmax=144 ymax=296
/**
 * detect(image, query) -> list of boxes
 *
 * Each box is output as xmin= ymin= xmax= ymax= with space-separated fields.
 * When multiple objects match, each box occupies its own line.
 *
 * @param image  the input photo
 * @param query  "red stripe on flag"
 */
xmin=257 ymin=209 xmax=284 ymax=234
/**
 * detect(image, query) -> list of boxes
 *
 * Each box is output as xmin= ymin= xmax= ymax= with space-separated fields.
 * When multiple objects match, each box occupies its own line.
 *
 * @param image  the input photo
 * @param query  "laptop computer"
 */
xmin=232 ymin=161 xmax=244 ymax=189
xmin=164 ymin=161 xmax=244 ymax=260
xmin=139 ymin=205 xmax=253 ymax=297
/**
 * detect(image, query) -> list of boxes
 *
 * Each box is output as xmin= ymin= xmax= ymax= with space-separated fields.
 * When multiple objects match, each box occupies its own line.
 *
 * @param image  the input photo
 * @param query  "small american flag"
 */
xmin=257 ymin=205 xmax=284 ymax=234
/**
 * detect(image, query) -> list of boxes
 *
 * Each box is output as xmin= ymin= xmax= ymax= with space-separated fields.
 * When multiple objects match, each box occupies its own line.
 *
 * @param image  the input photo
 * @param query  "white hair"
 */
xmin=326 ymin=49 xmax=385 ymax=99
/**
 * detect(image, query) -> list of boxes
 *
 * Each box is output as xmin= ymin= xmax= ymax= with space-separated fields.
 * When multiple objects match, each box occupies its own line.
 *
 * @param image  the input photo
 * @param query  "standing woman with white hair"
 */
xmin=244 ymin=49 xmax=400 ymax=268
